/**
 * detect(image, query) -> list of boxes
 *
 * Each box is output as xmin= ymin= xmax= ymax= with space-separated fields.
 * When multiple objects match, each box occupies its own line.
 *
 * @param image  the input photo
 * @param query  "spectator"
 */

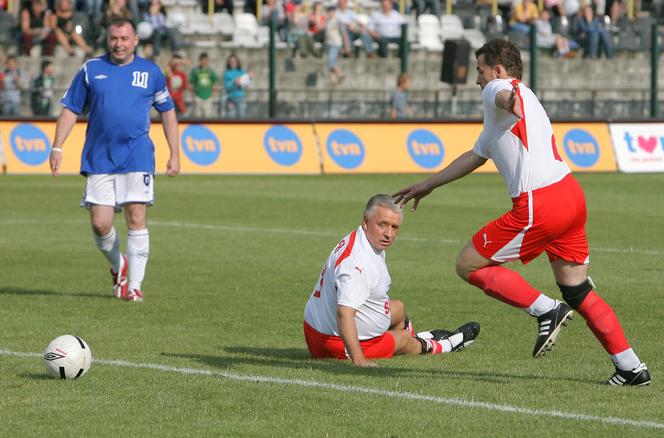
xmin=545 ymin=0 xmax=566 ymax=17
xmin=261 ymin=0 xmax=287 ymax=41
xmin=536 ymin=8 xmax=580 ymax=56
xmin=413 ymin=0 xmax=441 ymax=18
xmin=308 ymin=1 xmax=326 ymax=44
xmin=30 ymin=59 xmax=55 ymax=116
xmin=223 ymin=54 xmax=250 ymax=118
xmin=189 ymin=52 xmax=218 ymax=118
xmin=200 ymin=0 xmax=233 ymax=15
xmin=21 ymin=0 xmax=55 ymax=56
xmin=574 ymin=3 xmax=613 ymax=58
xmin=510 ymin=0 xmax=539 ymax=35
xmin=142 ymin=0 xmax=182 ymax=56
xmin=97 ymin=0 xmax=134 ymax=47
xmin=324 ymin=4 xmax=345 ymax=84
xmin=165 ymin=54 xmax=189 ymax=116
xmin=2 ymin=55 xmax=28 ymax=116
xmin=368 ymin=0 xmax=406 ymax=58
xmin=390 ymin=72 xmax=411 ymax=118
xmin=288 ymin=0 xmax=320 ymax=57
xmin=605 ymin=0 xmax=624 ymax=28
xmin=335 ymin=0 xmax=372 ymax=57
xmin=51 ymin=0 xmax=94 ymax=56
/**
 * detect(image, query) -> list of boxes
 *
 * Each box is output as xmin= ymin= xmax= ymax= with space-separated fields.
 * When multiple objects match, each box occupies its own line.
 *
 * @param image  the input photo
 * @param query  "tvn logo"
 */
xmin=563 ymin=129 xmax=599 ymax=167
xmin=10 ymin=124 xmax=51 ymax=166
xmin=326 ymin=129 xmax=364 ymax=169
xmin=180 ymin=125 xmax=221 ymax=166
xmin=263 ymin=125 xmax=302 ymax=166
xmin=407 ymin=129 xmax=444 ymax=168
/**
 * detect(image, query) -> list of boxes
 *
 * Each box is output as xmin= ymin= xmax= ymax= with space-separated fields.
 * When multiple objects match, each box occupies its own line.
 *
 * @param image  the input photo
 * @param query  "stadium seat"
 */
xmin=233 ymin=13 xmax=259 ymax=47
xmin=213 ymin=12 xmax=235 ymax=38
xmin=418 ymin=14 xmax=443 ymax=51
xmin=462 ymin=28 xmax=486 ymax=49
xmin=440 ymin=14 xmax=464 ymax=42
xmin=0 ymin=10 xmax=17 ymax=46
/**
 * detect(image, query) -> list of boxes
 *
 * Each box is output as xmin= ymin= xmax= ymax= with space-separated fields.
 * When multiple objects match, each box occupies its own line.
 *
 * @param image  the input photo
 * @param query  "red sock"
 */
xmin=468 ymin=266 xmax=540 ymax=309
xmin=576 ymin=291 xmax=630 ymax=355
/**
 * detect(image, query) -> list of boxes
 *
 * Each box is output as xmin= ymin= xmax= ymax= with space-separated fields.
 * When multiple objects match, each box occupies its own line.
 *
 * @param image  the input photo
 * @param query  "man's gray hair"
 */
xmin=363 ymin=194 xmax=403 ymax=219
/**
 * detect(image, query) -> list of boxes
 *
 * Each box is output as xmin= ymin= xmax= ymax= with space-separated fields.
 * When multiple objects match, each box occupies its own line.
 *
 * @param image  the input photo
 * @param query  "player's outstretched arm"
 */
xmin=495 ymin=86 xmax=523 ymax=119
xmin=161 ymin=109 xmax=180 ymax=177
xmin=337 ymin=305 xmax=378 ymax=367
xmin=393 ymin=150 xmax=487 ymax=211
xmin=49 ymin=108 xmax=78 ymax=177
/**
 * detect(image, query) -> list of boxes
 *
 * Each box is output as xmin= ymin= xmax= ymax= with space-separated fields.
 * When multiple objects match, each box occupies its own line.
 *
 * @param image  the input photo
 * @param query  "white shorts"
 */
xmin=81 ymin=173 xmax=154 ymax=210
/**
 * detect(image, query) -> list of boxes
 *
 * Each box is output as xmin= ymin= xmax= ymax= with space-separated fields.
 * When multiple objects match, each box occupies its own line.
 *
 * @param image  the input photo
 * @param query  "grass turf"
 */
xmin=1 ymin=173 xmax=663 ymax=436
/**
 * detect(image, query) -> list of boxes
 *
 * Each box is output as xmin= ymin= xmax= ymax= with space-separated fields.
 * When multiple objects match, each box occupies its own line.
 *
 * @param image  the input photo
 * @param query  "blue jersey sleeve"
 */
xmin=61 ymin=65 xmax=90 ymax=114
xmin=153 ymin=68 xmax=175 ymax=113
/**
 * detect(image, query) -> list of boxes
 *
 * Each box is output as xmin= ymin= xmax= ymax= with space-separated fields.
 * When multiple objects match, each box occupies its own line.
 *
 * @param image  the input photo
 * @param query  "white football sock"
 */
xmin=611 ymin=348 xmax=641 ymax=371
xmin=127 ymin=229 xmax=149 ymax=291
xmin=525 ymin=294 xmax=557 ymax=317
xmin=93 ymin=227 xmax=121 ymax=272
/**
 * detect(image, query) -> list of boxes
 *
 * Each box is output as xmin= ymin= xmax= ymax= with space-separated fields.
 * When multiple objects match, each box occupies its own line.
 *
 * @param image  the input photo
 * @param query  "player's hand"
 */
xmin=392 ymin=181 xmax=433 ymax=212
xmin=352 ymin=358 xmax=378 ymax=368
xmin=49 ymin=149 xmax=63 ymax=177
xmin=166 ymin=155 xmax=180 ymax=177
xmin=508 ymin=84 xmax=523 ymax=119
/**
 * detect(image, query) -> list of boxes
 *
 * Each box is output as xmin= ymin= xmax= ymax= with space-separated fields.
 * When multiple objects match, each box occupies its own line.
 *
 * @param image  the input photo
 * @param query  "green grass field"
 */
xmin=1 ymin=173 xmax=663 ymax=437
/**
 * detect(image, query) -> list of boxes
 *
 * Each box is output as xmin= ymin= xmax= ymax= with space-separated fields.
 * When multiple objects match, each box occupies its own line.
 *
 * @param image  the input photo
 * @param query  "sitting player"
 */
xmin=303 ymin=194 xmax=480 ymax=367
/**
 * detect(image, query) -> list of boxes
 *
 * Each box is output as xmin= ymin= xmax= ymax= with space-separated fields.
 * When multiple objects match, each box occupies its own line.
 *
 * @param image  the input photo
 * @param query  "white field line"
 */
xmin=1 ymin=348 xmax=662 ymax=431
xmin=1 ymin=218 xmax=661 ymax=256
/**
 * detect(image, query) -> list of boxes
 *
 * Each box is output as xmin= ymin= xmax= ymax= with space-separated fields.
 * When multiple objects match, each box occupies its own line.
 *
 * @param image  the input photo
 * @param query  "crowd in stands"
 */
xmin=0 ymin=0 xmax=661 ymax=117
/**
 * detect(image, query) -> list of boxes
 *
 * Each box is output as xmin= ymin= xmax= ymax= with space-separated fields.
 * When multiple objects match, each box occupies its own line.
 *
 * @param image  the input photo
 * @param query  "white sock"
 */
xmin=611 ymin=348 xmax=641 ymax=371
xmin=93 ymin=227 xmax=121 ymax=272
xmin=525 ymin=294 xmax=557 ymax=317
xmin=127 ymin=229 xmax=149 ymax=291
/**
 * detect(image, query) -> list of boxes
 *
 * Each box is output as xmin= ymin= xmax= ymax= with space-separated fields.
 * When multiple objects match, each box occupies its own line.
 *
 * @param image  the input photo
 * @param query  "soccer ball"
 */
xmin=43 ymin=335 xmax=93 ymax=379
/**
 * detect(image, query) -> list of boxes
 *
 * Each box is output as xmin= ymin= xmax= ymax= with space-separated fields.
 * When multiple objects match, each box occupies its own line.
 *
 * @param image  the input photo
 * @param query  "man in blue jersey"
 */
xmin=49 ymin=17 xmax=180 ymax=302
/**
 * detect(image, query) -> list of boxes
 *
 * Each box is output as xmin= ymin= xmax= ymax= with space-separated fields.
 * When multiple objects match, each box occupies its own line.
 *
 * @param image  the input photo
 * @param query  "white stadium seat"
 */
xmin=440 ymin=14 xmax=464 ymax=42
xmin=418 ymin=14 xmax=443 ymax=51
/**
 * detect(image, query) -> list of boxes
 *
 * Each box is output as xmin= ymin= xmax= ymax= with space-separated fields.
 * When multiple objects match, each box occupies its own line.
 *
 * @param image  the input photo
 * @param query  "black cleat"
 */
xmin=607 ymin=363 xmax=652 ymax=386
xmin=417 ymin=322 xmax=481 ymax=352
xmin=533 ymin=301 xmax=573 ymax=358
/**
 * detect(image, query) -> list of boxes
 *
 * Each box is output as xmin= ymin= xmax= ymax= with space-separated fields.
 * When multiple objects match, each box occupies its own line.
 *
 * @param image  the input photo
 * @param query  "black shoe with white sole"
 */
xmin=533 ymin=301 xmax=573 ymax=358
xmin=607 ymin=363 xmax=652 ymax=386
xmin=418 ymin=322 xmax=481 ymax=352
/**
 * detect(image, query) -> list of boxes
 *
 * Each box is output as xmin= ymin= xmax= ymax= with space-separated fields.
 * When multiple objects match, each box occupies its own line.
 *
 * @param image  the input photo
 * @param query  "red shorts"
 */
xmin=303 ymin=322 xmax=395 ymax=360
xmin=471 ymin=174 xmax=589 ymax=265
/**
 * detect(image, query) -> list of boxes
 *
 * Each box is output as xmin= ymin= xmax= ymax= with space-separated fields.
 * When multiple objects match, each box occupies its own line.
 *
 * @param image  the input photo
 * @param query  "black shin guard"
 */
xmin=415 ymin=336 xmax=430 ymax=354
xmin=557 ymin=279 xmax=593 ymax=309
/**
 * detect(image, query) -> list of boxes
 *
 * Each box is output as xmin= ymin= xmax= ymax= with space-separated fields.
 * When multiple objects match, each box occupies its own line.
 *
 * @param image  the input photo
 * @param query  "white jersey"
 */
xmin=473 ymin=78 xmax=571 ymax=198
xmin=304 ymin=226 xmax=391 ymax=340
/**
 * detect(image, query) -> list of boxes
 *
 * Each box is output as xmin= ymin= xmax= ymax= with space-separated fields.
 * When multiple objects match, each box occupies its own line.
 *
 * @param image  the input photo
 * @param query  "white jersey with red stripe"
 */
xmin=303 ymin=226 xmax=392 ymax=340
xmin=473 ymin=78 xmax=571 ymax=198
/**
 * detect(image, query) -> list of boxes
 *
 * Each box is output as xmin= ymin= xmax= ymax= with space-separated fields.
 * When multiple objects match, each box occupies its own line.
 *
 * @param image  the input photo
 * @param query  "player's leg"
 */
xmin=551 ymin=260 xmax=650 ymax=385
xmin=388 ymin=300 xmax=407 ymax=330
xmin=391 ymin=330 xmax=424 ymax=355
xmin=85 ymin=175 xmax=127 ymax=298
xmin=118 ymin=172 xmax=154 ymax=302
xmin=124 ymin=203 xmax=148 ymax=302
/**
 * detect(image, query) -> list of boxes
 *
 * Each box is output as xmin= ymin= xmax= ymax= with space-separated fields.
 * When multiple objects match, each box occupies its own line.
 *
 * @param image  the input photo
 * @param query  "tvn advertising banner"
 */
xmin=552 ymin=123 xmax=617 ymax=172
xmin=316 ymin=123 xmax=616 ymax=174
xmin=1 ymin=121 xmax=320 ymax=174
xmin=609 ymin=123 xmax=664 ymax=173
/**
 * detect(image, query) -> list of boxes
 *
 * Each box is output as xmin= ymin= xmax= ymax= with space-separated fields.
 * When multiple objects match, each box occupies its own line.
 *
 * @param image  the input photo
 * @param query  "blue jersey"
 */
xmin=61 ymin=54 xmax=174 ymax=175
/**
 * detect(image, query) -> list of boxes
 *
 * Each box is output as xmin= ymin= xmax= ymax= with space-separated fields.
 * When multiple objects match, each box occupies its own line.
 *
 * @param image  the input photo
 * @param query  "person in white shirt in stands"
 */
xmin=335 ymin=0 xmax=373 ymax=57
xmin=303 ymin=194 xmax=480 ymax=367
xmin=368 ymin=0 xmax=405 ymax=57
xmin=394 ymin=39 xmax=650 ymax=386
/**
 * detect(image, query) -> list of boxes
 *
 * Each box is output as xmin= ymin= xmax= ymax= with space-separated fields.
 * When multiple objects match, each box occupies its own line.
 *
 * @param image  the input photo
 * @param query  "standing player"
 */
xmin=49 ymin=17 xmax=180 ymax=302
xmin=304 ymin=194 xmax=480 ymax=367
xmin=393 ymin=40 xmax=650 ymax=386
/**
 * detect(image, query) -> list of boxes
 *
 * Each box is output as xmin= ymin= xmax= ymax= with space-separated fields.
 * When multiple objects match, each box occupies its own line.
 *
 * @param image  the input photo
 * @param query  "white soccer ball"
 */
xmin=43 ymin=335 xmax=93 ymax=379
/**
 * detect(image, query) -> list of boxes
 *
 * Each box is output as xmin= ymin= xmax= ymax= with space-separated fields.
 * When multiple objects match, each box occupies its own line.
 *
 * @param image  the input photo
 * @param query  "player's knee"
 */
xmin=91 ymin=221 xmax=112 ymax=236
xmin=391 ymin=300 xmax=404 ymax=317
xmin=558 ymin=278 xmax=593 ymax=309
xmin=455 ymin=255 xmax=472 ymax=281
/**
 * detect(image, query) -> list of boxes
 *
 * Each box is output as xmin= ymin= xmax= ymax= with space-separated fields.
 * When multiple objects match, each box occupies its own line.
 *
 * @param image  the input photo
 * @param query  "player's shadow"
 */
xmin=19 ymin=373 xmax=55 ymax=381
xmin=163 ymin=347 xmax=568 ymax=383
xmin=0 ymin=286 xmax=113 ymax=300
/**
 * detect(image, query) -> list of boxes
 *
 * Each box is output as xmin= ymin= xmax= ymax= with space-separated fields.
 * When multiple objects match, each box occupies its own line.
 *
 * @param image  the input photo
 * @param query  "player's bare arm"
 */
xmin=393 ymin=151 xmax=487 ymax=211
xmin=495 ymin=87 xmax=523 ymax=119
xmin=337 ymin=305 xmax=378 ymax=367
xmin=160 ymin=109 xmax=180 ymax=177
xmin=49 ymin=108 xmax=78 ymax=177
